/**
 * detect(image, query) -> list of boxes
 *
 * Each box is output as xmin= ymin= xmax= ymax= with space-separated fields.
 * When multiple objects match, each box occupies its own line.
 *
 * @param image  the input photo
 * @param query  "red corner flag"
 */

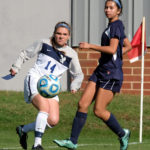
xmin=127 ymin=23 xmax=147 ymax=63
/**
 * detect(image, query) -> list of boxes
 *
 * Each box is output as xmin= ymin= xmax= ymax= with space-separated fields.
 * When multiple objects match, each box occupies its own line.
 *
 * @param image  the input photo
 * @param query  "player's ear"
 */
xmin=117 ymin=8 xmax=121 ymax=15
xmin=67 ymin=35 xmax=70 ymax=40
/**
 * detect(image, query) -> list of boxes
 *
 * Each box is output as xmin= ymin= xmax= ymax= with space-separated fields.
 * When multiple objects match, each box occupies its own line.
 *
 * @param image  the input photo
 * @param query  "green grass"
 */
xmin=0 ymin=91 xmax=150 ymax=149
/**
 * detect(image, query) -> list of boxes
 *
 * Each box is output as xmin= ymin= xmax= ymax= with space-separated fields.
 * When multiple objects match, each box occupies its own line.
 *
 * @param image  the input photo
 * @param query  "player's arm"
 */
xmin=69 ymin=51 xmax=84 ymax=94
xmin=10 ymin=68 xmax=17 ymax=76
xmin=79 ymin=38 xmax=119 ymax=55
xmin=10 ymin=40 xmax=42 ymax=75
xmin=122 ymin=38 xmax=132 ymax=55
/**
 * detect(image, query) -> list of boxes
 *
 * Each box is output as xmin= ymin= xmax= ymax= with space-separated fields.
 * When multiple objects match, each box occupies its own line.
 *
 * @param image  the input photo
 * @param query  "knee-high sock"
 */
xmin=22 ymin=121 xmax=52 ymax=133
xmin=22 ymin=122 xmax=35 ymax=133
xmin=104 ymin=113 xmax=125 ymax=138
xmin=70 ymin=111 xmax=87 ymax=144
xmin=34 ymin=111 xmax=49 ymax=147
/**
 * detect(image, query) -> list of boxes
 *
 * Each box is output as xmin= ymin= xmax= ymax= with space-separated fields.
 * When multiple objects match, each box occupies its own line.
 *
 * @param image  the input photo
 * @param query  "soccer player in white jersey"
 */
xmin=10 ymin=21 xmax=84 ymax=150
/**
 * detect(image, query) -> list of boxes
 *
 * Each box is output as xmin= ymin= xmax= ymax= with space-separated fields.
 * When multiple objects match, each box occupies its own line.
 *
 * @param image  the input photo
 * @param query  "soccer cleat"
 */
xmin=53 ymin=139 xmax=77 ymax=149
xmin=16 ymin=125 xmax=28 ymax=150
xmin=32 ymin=144 xmax=44 ymax=150
xmin=119 ymin=129 xmax=131 ymax=150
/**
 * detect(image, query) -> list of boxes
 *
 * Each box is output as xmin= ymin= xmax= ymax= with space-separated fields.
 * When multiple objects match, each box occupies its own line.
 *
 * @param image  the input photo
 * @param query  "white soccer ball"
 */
xmin=37 ymin=74 xmax=61 ymax=98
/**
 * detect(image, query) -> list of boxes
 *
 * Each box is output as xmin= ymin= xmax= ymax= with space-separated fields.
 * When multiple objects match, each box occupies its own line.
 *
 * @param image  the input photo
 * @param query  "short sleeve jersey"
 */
xmin=95 ymin=20 xmax=126 ymax=80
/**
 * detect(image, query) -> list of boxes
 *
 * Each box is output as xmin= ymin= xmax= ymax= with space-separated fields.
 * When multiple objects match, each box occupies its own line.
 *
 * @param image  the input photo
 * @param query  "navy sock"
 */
xmin=70 ymin=111 xmax=87 ymax=144
xmin=104 ymin=113 xmax=125 ymax=138
xmin=35 ymin=131 xmax=43 ymax=138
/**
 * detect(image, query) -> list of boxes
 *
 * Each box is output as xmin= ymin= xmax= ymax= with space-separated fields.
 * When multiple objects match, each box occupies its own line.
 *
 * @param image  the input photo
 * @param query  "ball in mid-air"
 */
xmin=37 ymin=74 xmax=61 ymax=98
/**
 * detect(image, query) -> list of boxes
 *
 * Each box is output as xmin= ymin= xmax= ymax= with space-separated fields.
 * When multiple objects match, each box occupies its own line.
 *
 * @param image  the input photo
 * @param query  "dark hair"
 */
xmin=105 ymin=0 xmax=123 ymax=16
xmin=117 ymin=0 xmax=123 ymax=15
xmin=50 ymin=21 xmax=71 ymax=49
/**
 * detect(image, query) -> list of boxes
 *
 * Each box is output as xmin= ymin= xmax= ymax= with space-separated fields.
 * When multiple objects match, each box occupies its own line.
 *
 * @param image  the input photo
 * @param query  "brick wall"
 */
xmin=74 ymin=47 xmax=150 ymax=95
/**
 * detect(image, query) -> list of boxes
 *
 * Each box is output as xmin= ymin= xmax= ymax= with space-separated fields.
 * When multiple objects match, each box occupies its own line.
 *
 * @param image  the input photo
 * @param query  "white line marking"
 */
xmin=0 ymin=142 xmax=149 ymax=149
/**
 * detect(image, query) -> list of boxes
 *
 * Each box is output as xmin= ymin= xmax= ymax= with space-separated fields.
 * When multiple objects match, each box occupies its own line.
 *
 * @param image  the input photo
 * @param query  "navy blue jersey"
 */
xmin=95 ymin=20 xmax=126 ymax=80
xmin=40 ymin=43 xmax=72 ymax=69
xmin=34 ymin=43 xmax=72 ymax=78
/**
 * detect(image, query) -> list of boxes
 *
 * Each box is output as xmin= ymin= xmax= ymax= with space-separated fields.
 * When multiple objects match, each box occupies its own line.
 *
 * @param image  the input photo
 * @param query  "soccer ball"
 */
xmin=37 ymin=74 xmax=61 ymax=98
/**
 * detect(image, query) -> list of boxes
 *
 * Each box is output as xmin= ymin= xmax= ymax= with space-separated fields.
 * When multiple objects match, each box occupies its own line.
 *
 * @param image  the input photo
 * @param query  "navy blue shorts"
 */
xmin=89 ymin=72 xmax=123 ymax=93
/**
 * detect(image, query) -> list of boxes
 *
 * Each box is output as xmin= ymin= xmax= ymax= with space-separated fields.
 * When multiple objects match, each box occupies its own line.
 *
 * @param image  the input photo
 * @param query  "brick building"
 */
xmin=75 ymin=47 xmax=150 ymax=95
xmin=72 ymin=0 xmax=150 ymax=95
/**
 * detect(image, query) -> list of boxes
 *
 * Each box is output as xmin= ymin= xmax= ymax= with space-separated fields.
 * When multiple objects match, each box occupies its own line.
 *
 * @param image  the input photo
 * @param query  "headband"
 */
xmin=55 ymin=23 xmax=70 ymax=31
xmin=113 ymin=0 xmax=121 ymax=8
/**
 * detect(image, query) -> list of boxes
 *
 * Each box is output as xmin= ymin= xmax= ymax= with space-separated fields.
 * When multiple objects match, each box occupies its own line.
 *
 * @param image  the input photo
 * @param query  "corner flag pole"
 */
xmin=139 ymin=16 xmax=145 ymax=143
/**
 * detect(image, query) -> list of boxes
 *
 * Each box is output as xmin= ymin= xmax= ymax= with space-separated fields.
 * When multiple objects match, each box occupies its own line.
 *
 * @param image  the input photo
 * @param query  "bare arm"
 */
xmin=122 ymin=38 xmax=132 ymax=55
xmin=79 ymin=38 xmax=119 ymax=55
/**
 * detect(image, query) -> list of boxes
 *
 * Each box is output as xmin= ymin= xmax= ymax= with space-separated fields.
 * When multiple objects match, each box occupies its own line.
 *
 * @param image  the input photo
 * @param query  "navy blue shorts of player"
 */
xmin=89 ymin=72 xmax=122 ymax=93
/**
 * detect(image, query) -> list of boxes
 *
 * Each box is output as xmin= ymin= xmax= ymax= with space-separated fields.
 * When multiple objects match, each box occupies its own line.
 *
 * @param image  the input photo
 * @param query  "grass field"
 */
xmin=0 ymin=91 xmax=150 ymax=150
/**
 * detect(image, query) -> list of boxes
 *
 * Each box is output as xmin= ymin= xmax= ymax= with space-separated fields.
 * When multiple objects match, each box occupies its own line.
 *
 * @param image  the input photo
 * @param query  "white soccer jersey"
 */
xmin=30 ymin=42 xmax=72 ymax=79
xmin=12 ymin=39 xmax=84 ymax=91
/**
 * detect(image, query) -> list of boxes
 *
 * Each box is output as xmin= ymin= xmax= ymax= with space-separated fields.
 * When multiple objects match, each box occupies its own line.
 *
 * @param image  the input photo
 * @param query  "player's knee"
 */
xmin=47 ymin=116 xmax=59 ymax=127
xmin=94 ymin=109 xmax=105 ymax=119
xmin=78 ymin=100 xmax=88 ymax=112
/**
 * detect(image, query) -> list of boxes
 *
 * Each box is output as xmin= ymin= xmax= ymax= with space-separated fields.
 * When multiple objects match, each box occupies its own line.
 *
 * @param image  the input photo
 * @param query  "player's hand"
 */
xmin=79 ymin=42 xmax=90 ymax=49
xmin=10 ymin=68 xmax=16 ymax=76
xmin=71 ymin=90 xmax=77 ymax=94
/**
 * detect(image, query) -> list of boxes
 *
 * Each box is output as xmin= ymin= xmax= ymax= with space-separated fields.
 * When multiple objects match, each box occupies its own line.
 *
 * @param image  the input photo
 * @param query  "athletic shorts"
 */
xmin=24 ymin=73 xmax=59 ymax=104
xmin=89 ymin=72 xmax=123 ymax=93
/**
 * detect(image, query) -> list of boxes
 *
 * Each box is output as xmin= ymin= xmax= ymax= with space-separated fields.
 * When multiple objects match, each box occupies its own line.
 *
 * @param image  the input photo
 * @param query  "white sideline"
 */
xmin=79 ymin=142 xmax=141 ymax=147
xmin=0 ymin=142 xmax=146 ymax=149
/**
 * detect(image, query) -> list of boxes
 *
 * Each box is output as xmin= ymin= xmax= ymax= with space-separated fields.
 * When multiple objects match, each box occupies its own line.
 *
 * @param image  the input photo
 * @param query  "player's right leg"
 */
xmin=53 ymin=139 xmax=77 ymax=149
xmin=31 ymin=95 xmax=49 ymax=149
xmin=53 ymin=81 xmax=96 ymax=149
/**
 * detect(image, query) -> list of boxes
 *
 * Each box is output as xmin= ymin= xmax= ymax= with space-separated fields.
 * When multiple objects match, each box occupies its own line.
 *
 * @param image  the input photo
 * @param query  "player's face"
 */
xmin=54 ymin=27 xmax=70 ymax=47
xmin=104 ymin=1 xmax=121 ymax=22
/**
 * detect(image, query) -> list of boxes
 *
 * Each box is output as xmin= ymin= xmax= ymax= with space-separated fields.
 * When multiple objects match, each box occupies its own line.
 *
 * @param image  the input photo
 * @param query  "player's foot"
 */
xmin=119 ymin=129 xmax=131 ymax=150
xmin=53 ymin=139 xmax=77 ymax=149
xmin=32 ymin=144 xmax=44 ymax=150
xmin=16 ymin=125 xmax=28 ymax=150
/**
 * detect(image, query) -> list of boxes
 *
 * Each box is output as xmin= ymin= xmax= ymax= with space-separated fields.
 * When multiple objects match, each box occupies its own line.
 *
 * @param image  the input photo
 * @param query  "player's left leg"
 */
xmin=94 ymin=88 xmax=125 ymax=136
xmin=16 ymin=122 xmax=36 ymax=149
xmin=94 ymin=88 xmax=130 ymax=150
xmin=16 ymin=125 xmax=28 ymax=149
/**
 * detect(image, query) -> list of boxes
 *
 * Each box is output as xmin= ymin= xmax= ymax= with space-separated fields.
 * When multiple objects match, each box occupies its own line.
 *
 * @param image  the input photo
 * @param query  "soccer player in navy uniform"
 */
xmin=10 ymin=22 xmax=84 ymax=150
xmin=53 ymin=0 xmax=132 ymax=150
